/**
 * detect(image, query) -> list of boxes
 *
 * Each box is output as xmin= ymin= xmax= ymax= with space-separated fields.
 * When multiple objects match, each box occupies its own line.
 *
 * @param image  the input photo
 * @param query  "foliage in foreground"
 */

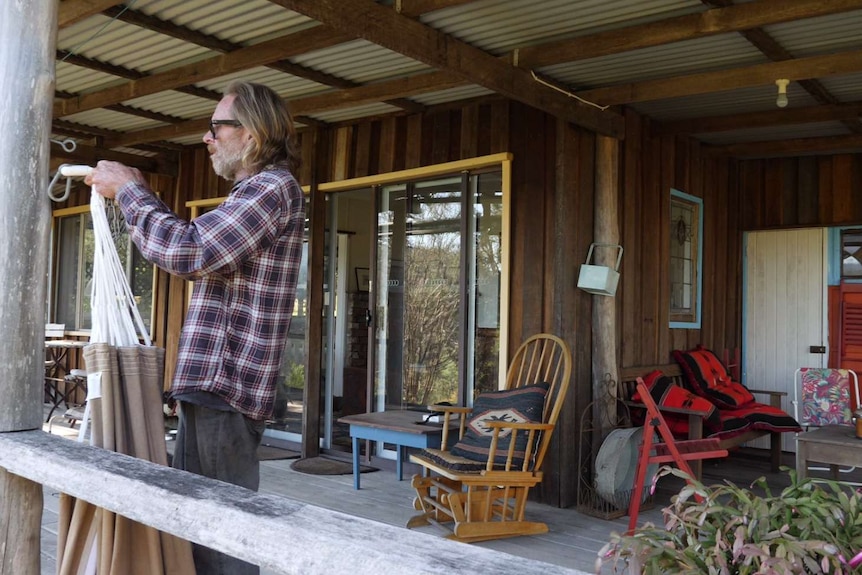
xmin=597 ymin=467 xmax=862 ymax=574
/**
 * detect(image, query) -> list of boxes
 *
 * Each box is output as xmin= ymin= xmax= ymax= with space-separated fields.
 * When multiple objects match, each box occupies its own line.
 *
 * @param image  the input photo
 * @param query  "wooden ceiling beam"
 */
xmin=395 ymin=0 xmax=474 ymax=18
xmin=708 ymin=134 xmax=862 ymax=158
xmin=269 ymin=0 xmax=624 ymax=138
xmin=53 ymin=26 xmax=350 ymax=118
xmin=104 ymin=5 xmax=422 ymax=114
xmin=58 ymin=0 xmax=121 ymax=28
xmin=513 ymin=0 xmax=862 ymax=69
xmin=656 ymin=101 xmax=862 ymax=135
xmin=577 ymin=48 xmax=862 ymax=106
xmin=50 ymin=140 xmax=177 ymax=174
xmin=103 ymin=70 xmax=464 ymax=148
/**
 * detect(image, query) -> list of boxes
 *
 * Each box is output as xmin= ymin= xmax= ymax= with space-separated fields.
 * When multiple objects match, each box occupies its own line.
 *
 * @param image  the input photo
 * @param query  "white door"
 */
xmin=743 ymin=228 xmax=828 ymax=452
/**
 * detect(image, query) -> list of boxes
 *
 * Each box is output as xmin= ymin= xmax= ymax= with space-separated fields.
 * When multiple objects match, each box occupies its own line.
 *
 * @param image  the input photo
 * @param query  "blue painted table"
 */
xmin=338 ymin=410 xmax=458 ymax=489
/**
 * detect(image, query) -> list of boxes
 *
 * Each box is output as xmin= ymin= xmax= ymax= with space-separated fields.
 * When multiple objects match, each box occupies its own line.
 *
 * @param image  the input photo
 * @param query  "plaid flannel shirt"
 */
xmin=117 ymin=165 xmax=305 ymax=420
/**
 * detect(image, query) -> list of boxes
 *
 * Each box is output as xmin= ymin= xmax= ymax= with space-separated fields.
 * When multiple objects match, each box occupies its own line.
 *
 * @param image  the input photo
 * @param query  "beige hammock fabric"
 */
xmin=55 ymin=189 xmax=195 ymax=575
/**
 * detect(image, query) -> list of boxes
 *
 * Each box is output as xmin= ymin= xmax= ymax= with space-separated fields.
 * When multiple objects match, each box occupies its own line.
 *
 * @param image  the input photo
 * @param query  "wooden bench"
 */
xmin=618 ymin=363 xmax=786 ymax=479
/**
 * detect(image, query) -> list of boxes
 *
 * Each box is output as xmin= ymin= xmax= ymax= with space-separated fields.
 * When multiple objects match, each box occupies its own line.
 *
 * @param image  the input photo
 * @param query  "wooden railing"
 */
xmin=0 ymin=430 xmax=587 ymax=575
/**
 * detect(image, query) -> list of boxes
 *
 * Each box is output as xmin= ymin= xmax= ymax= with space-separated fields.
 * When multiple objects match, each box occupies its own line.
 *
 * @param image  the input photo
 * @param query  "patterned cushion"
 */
xmin=799 ymin=367 xmax=856 ymax=427
xmin=673 ymin=346 xmax=754 ymax=408
xmin=721 ymin=401 xmax=802 ymax=434
xmin=632 ymin=370 xmax=721 ymax=435
xmin=449 ymin=382 xmax=549 ymax=468
xmin=709 ymin=411 xmax=751 ymax=440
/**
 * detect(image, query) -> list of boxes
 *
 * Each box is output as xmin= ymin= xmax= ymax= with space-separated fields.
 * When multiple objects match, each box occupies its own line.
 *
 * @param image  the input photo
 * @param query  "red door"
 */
xmin=839 ymin=284 xmax=862 ymax=373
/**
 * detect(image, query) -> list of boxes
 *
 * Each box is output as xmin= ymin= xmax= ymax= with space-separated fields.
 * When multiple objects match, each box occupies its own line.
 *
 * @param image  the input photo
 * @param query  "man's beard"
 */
xmin=211 ymin=144 xmax=244 ymax=180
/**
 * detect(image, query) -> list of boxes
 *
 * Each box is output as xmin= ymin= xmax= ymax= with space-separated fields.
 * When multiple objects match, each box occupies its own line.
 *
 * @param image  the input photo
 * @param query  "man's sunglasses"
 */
xmin=209 ymin=119 xmax=242 ymax=139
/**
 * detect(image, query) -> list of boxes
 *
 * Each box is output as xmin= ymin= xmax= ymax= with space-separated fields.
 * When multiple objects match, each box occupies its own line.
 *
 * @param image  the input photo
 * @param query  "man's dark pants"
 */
xmin=172 ymin=402 xmax=266 ymax=575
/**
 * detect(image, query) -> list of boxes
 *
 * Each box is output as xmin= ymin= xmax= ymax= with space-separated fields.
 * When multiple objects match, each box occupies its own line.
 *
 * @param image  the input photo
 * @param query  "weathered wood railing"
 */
xmin=0 ymin=430 xmax=588 ymax=574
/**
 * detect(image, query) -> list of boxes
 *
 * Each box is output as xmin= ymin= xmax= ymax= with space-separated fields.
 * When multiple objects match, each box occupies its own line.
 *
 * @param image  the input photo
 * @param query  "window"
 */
xmin=669 ymin=189 xmax=702 ymax=328
xmin=52 ymin=207 xmax=154 ymax=332
xmin=841 ymin=229 xmax=862 ymax=279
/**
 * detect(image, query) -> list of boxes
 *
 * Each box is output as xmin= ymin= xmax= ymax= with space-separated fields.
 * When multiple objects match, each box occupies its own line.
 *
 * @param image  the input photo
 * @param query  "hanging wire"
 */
xmin=59 ymin=0 xmax=139 ymax=63
xmin=529 ymin=70 xmax=609 ymax=111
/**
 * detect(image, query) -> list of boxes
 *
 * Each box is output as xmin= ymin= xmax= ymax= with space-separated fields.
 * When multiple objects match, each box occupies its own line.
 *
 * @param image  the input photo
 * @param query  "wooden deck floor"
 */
xmin=37 ymin=415 xmax=856 ymax=574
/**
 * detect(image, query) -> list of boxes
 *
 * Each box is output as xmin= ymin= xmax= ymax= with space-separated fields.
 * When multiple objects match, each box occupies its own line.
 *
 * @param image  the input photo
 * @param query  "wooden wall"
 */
xmin=618 ymin=111 xmax=743 ymax=370
xmin=738 ymin=155 xmax=862 ymax=229
xmin=58 ymin=97 xmax=746 ymax=508
xmin=287 ymin=101 xmax=741 ymax=507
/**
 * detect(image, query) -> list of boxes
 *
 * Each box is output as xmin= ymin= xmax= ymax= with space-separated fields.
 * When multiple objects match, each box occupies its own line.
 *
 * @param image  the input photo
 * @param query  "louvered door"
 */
xmin=840 ymin=285 xmax=862 ymax=373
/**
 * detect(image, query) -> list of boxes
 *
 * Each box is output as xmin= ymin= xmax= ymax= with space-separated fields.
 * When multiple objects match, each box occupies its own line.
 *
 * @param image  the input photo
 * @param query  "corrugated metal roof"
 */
xmin=633 ymin=84 xmax=820 ymax=121
xmin=46 ymin=0 xmax=862 ymax=158
xmin=544 ymin=34 xmax=766 ymax=90
xmin=423 ymin=0 xmax=704 ymax=54
xmin=763 ymin=9 xmax=862 ymax=57
xmin=291 ymin=40 xmax=430 ymax=85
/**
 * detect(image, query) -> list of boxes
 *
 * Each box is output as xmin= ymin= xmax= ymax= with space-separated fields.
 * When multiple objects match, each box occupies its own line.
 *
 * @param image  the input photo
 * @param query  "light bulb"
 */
xmin=775 ymin=79 xmax=789 ymax=108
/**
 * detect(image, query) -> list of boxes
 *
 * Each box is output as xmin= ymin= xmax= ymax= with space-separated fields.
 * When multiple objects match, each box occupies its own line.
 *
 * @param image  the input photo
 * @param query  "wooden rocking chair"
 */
xmin=407 ymin=333 xmax=571 ymax=543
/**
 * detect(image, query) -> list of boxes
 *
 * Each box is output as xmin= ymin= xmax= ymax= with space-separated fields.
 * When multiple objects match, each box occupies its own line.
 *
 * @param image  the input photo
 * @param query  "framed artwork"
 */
xmin=669 ymin=189 xmax=703 ymax=328
xmin=355 ymin=267 xmax=370 ymax=292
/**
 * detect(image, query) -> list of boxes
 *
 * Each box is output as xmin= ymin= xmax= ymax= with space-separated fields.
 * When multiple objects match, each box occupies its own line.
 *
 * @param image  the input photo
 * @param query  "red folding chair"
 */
xmin=628 ymin=377 xmax=729 ymax=532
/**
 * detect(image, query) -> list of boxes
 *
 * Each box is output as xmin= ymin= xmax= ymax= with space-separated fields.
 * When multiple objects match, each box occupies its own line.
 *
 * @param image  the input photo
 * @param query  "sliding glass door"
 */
xmin=373 ymin=169 xmax=505 ymax=413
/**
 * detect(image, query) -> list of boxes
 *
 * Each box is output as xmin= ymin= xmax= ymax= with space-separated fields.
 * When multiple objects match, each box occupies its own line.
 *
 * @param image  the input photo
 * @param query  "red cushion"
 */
xmin=633 ymin=370 xmax=721 ymax=436
xmin=723 ymin=401 xmax=802 ymax=434
xmin=673 ymin=346 xmax=754 ymax=408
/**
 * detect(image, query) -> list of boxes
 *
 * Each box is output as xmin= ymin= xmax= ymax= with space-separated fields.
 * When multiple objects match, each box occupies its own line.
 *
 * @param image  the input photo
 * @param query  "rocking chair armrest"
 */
xmin=426 ymin=405 xmax=471 ymax=448
xmin=427 ymin=404 xmax=471 ymax=415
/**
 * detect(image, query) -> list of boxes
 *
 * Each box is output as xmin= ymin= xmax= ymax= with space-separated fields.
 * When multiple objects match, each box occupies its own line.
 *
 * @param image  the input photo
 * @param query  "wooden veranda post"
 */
xmin=591 ymin=135 xmax=620 ymax=438
xmin=0 ymin=0 xmax=58 ymax=572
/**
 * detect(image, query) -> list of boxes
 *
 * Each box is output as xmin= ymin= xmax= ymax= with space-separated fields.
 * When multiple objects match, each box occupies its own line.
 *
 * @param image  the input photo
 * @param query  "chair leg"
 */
xmin=408 ymin=474 xmax=458 ymax=529
xmin=769 ymin=431 xmax=781 ymax=472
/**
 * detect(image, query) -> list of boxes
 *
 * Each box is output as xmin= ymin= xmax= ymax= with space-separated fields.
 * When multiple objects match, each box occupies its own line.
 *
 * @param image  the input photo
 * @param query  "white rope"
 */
xmin=89 ymin=190 xmax=152 ymax=347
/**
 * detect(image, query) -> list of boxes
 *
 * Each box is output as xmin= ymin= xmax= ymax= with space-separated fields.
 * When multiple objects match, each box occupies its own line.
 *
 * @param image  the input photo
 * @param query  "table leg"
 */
xmin=396 ymin=445 xmax=404 ymax=481
xmin=352 ymin=436 xmax=361 ymax=490
xmin=796 ymin=442 xmax=808 ymax=480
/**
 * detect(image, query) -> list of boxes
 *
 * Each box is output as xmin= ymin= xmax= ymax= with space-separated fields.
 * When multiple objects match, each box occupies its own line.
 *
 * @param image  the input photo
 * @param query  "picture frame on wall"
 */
xmin=355 ymin=267 xmax=370 ymax=292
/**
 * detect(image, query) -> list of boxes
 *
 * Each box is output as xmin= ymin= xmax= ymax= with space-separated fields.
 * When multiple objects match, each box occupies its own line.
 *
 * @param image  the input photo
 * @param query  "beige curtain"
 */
xmin=56 ymin=343 xmax=195 ymax=575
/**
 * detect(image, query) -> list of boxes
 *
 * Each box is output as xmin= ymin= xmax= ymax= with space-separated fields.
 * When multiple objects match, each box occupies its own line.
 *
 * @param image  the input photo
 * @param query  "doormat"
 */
xmin=290 ymin=456 xmax=377 ymax=476
xmin=257 ymin=445 xmax=301 ymax=460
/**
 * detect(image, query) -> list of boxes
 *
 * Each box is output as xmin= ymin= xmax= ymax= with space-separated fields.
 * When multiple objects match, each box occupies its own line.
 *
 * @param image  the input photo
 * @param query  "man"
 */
xmin=86 ymin=81 xmax=305 ymax=575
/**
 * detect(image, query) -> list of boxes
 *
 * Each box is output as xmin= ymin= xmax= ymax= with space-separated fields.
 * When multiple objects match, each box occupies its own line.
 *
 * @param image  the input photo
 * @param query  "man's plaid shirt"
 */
xmin=117 ymin=165 xmax=305 ymax=420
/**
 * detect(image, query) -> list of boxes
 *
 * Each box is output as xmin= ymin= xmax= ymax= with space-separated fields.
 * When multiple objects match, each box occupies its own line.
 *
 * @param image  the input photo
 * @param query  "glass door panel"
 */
xmin=375 ymin=177 xmax=464 ymax=410
xmin=470 ymin=172 xmax=504 ymax=398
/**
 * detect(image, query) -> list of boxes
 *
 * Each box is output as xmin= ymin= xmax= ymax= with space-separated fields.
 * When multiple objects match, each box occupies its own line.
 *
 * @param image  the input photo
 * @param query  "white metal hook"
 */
xmin=47 ymin=164 xmax=93 ymax=203
xmin=50 ymin=138 xmax=77 ymax=153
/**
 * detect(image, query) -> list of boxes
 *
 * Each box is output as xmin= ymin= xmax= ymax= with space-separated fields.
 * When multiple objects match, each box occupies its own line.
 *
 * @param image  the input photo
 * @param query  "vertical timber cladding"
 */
xmin=738 ymin=153 xmax=862 ymax=229
xmin=617 ymin=114 xmax=743 ymax=369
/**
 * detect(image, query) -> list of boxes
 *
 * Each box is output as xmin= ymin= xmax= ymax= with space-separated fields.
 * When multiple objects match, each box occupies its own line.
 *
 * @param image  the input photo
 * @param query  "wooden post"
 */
xmin=0 ymin=0 xmax=57 ymax=571
xmin=591 ymin=135 xmax=620 ymax=436
xmin=302 ymin=128 xmax=325 ymax=458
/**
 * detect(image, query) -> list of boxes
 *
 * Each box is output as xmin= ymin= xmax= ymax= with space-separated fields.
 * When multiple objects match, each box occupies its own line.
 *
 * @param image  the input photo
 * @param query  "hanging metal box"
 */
xmin=577 ymin=243 xmax=623 ymax=296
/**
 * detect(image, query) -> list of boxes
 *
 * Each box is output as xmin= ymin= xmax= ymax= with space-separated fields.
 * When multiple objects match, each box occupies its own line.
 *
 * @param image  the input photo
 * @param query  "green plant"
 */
xmin=598 ymin=467 xmax=862 ymax=574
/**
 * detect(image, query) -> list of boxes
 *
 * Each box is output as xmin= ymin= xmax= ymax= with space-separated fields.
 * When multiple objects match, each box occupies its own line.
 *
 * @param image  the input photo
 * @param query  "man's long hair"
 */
xmin=226 ymin=81 xmax=301 ymax=175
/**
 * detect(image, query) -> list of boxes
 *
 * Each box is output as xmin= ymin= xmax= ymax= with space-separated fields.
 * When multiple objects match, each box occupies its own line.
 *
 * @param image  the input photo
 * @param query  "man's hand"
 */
xmin=85 ymin=160 xmax=146 ymax=200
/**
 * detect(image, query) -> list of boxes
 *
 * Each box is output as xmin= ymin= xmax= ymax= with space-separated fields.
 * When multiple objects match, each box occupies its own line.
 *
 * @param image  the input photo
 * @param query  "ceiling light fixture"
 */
xmin=775 ymin=79 xmax=790 ymax=108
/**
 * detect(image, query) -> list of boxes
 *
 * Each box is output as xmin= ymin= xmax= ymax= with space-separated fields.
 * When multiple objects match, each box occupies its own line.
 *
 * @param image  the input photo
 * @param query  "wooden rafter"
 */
xmin=101 ymin=5 xmax=423 ymax=114
xmin=58 ymin=0 xmax=120 ymax=28
xmin=708 ymin=134 xmax=862 ymax=157
xmin=53 ymin=26 xmax=350 ymax=118
xmin=268 ymin=0 xmax=624 ymax=138
xmin=576 ymin=48 xmax=862 ymax=106
xmin=655 ymin=101 xmax=862 ymax=135
xmin=395 ymin=0 xmax=474 ymax=18
xmin=513 ymin=0 xmax=862 ymax=69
